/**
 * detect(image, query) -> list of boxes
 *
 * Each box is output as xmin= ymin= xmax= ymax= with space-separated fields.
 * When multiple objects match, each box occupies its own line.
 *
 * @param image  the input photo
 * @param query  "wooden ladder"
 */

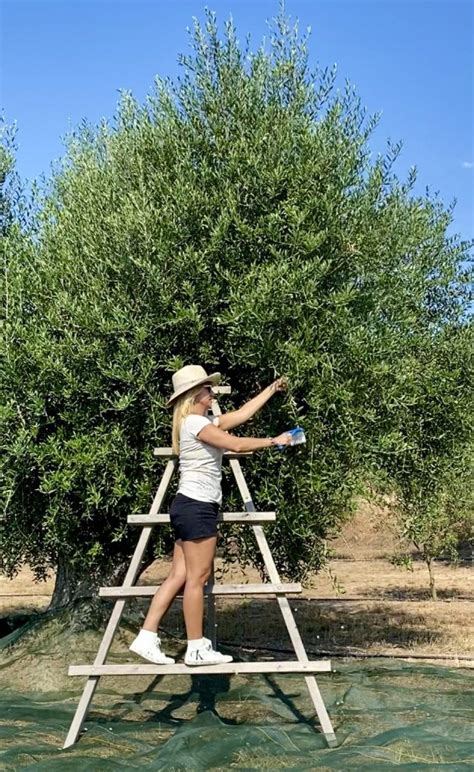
xmin=64 ymin=386 xmax=336 ymax=748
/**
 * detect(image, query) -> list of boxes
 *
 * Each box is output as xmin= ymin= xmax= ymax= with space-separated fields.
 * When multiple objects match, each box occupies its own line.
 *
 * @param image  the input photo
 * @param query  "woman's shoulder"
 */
xmin=182 ymin=414 xmax=212 ymax=424
xmin=183 ymin=414 xmax=219 ymax=424
xmin=181 ymin=414 xmax=220 ymax=438
xmin=181 ymin=414 xmax=212 ymax=433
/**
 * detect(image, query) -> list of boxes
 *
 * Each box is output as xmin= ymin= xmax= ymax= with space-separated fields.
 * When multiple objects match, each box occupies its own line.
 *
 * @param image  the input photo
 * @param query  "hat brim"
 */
xmin=166 ymin=372 xmax=221 ymax=407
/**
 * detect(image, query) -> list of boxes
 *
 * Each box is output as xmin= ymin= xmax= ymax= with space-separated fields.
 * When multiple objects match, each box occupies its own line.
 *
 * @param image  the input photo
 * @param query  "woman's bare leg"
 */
xmin=182 ymin=536 xmax=217 ymax=640
xmin=142 ymin=540 xmax=187 ymax=632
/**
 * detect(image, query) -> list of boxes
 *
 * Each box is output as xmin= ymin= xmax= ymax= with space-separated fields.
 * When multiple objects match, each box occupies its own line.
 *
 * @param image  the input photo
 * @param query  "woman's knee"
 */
xmin=185 ymin=566 xmax=211 ymax=586
xmin=168 ymin=567 xmax=187 ymax=586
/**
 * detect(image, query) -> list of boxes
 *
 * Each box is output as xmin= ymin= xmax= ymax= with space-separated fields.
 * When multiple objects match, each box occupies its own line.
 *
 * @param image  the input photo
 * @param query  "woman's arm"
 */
xmin=197 ymin=422 xmax=292 ymax=453
xmin=217 ymin=378 xmax=287 ymax=432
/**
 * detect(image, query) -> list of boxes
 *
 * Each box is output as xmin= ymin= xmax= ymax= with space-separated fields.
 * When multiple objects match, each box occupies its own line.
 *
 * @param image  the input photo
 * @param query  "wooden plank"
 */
xmin=63 ymin=460 xmax=177 ymax=749
xmin=69 ymin=661 xmax=331 ymax=676
xmin=153 ymin=448 xmax=252 ymax=458
xmin=99 ymin=583 xmax=302 ymax=598
xmin=128 ymin=511 xmax=276 ymax=524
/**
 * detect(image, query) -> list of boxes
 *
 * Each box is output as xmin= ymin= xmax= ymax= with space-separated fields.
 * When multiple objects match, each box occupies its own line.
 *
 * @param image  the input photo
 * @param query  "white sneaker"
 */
xmin=184 ymin=637 xmax=233 ymax=666
xmin=129 ymin=631 xmax=175 ymax=665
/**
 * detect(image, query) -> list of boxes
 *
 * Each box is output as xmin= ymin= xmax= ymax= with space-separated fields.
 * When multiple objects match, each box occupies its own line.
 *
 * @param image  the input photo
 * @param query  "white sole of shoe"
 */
xmin=184 ymin=657 xmax=233 ymax=667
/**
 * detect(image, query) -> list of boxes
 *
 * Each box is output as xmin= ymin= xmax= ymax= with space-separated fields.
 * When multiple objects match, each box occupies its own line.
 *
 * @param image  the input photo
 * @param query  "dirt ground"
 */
xmin=1 ymin=506 xmax=473 ymax=665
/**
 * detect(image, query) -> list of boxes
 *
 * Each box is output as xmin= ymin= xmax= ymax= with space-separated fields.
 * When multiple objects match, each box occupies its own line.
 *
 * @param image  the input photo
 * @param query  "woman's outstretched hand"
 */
xmin=271 ymin=431 xmax=292 ymax=446
xmin=270 ymin=377 xmax=288 ymax=394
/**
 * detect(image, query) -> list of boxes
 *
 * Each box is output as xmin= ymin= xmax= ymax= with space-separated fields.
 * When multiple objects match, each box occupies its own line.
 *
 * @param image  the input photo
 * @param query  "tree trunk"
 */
xmin=426 ymin=557 xmax=437 ymax=601
xmin=48 ymin=557 xmax=93 ymax=610
xmin=49 ymin=555 xmax=132 ymax=610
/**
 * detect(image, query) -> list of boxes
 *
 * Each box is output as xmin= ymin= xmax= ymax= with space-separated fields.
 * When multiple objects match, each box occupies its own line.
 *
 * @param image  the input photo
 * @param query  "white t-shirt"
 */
xmin=177 ymin=414 xmax=226 ymax=504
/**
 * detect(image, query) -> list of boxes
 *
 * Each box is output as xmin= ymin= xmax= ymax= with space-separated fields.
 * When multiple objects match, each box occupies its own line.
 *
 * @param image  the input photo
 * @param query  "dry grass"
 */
xmin=229 ymin=747 xmax=310 ymax=768
xmin=1 ymin=502 xmax=472 ymax=663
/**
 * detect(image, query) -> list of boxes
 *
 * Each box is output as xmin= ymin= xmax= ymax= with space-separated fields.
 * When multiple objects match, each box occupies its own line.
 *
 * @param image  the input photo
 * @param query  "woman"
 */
xmin=129 ymin=364 xmax=292 ymax=667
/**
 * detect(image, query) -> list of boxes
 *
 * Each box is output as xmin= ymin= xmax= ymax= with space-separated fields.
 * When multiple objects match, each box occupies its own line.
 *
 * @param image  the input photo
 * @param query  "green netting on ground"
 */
xmin=1 ymin=610 xmax=473 ymax=770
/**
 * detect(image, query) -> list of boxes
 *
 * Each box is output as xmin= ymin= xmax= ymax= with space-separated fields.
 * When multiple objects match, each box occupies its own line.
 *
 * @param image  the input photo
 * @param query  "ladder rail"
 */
xmin=63 ymin=460 xmax=177 ymax=749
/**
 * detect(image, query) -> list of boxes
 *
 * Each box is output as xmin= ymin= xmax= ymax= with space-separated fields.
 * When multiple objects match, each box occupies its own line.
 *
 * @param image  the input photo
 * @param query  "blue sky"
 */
xmin=1 ymin=0 xmax=473 ymax=242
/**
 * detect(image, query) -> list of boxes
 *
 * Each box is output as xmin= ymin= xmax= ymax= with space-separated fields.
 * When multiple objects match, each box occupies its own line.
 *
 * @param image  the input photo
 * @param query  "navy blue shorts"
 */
xmin=169 ymin=493 xmax=219 ymax=542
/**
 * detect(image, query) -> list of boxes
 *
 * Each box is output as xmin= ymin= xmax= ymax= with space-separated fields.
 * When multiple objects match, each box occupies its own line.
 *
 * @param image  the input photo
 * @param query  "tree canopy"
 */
xmin=1 ymin=9 xmax=472 ymax=605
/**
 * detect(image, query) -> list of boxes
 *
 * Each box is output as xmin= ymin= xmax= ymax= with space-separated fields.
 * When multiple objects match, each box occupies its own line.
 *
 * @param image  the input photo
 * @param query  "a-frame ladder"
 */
xmin=64 ymin=387 xmax=336 ymax=748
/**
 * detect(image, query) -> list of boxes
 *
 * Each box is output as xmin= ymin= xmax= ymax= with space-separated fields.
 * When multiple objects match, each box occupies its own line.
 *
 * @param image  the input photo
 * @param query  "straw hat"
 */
xmin=166 ymin=364 xmax=221 ymax=406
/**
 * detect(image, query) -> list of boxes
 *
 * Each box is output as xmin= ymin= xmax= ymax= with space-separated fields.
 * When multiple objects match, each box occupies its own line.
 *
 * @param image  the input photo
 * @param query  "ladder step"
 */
xmin=154 ymin=448 xmax=252 ymax=458
xmin=127 ymin=511 xmax=276 ymax=525
xmin=69 ymin=660 xmax=331 ymax=676
xmin=99 ymin=582 xmax=302 ymax=598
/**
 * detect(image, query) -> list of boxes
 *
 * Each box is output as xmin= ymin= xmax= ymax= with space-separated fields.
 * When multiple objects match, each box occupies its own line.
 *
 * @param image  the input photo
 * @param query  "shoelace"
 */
xmin=152 ymin=638 xmax=171 ymax=660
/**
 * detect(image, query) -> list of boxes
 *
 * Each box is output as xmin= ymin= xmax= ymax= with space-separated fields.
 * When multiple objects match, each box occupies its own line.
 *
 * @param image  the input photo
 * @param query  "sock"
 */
xmin=137 ymin=629 xmax=158 ymax=642
xmin=186 ymin=637 xmax=205 ymax=652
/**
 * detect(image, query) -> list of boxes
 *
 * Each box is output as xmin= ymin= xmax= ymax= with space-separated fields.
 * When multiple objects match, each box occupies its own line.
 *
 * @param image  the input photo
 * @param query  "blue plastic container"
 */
xmin=277 ymin=426 xmax=306 ymax=449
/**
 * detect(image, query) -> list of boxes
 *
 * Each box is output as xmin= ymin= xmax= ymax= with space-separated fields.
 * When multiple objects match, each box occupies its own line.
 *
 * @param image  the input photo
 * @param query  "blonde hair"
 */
xmin=171 ymin=384 xmax=209 ymax=455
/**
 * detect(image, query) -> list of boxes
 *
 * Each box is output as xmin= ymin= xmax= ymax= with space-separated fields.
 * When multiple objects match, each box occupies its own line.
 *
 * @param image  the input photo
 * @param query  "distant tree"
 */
xmin=1 ymin=10 xmax=471 ymax=608
xmin=375 ymin=325 xmax=473 ymax=600
xmin=0 ymin=121 xmax=21 ymax=242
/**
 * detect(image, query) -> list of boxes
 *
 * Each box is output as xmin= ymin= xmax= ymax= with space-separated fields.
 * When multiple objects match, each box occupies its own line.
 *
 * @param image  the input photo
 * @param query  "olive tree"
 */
xmin=373 ymin=324 xmax=473 ymax=599
xmin=1 ymin=10 xmax=471 ymax=607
